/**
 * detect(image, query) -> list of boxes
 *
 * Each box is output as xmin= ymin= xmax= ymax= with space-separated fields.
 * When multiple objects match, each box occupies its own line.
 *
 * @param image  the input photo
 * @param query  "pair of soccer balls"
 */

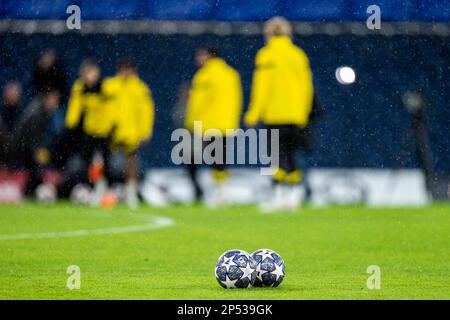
xmin=215 ymin=249 xmax=285 ymax=289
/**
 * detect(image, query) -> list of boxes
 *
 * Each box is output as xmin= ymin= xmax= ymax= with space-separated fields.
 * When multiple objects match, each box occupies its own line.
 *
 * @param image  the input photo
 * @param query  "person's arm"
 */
xmin=298 ymin=52 xmax=314 ymax=123
xmin=139 ymin=84 xmax=155 ymax=142
xmin=15 ymin=110 xmax=48 ymax=164
xmin=245 ymin=51 xmax=271 ymax=127
xmin=13 ymin=108 xmax=33 ymax=152
xmin=234 ymin=71 xmax=244 ymax=128
xmin=34 ymin=112 xmax=53 ymax=165
xmin=185 ymin=70 xmax=209 ymax=132
xmin=65 ymin=81 xmax=83 ymax=129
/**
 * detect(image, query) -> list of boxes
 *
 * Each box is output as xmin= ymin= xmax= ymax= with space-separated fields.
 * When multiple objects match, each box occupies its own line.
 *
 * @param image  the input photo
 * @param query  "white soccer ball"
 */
xmin=251 ymin=249 xmax=285 ymax=287
xmin=35 ymin=183 xmax=57 ymax=204
xmin=214 ymin=249 xmax=257 ymax=289
xmin=70 ymin=184 xmax=92 ymax=205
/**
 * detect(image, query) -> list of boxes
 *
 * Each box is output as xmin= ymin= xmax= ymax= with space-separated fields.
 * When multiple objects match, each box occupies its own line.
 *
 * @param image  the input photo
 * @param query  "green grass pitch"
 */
xmin=0 ymin=202 xmax=448 ymax=299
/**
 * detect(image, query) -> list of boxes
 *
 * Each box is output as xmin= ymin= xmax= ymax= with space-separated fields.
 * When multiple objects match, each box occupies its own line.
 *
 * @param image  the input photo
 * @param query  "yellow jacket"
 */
xmin=102 ymin=74 xmax=155 ymax=148
xmin=185 ymin=58 xmax=243 ymax=136
xmin=65 ymin=79 xmax=114 ymax=138
xmin=245 ymin=36 xmax=314 ymax=127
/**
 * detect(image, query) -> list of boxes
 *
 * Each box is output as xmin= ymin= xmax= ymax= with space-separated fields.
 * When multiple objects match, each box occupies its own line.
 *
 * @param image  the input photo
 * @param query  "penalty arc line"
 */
xmin=0 ymin=215 xmax=175 ymax=241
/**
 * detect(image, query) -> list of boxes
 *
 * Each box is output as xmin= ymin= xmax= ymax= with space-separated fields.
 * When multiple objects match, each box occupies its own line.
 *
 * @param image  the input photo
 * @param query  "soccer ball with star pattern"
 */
xmin=251 ymin=249 xmax=285 ymax=287
xmin=214 ymin=249 xmax=257 ymax=289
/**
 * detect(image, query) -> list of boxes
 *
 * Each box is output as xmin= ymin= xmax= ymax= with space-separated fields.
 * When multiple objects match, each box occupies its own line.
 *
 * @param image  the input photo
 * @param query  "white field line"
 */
xmin=0 ymin=215 xmax=175 ymax=241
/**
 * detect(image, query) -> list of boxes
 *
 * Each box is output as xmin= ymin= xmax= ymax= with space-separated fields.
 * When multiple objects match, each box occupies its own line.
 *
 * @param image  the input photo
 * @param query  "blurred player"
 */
xmin=14 ymin=89 xmax=61 ymax=196
xmin=185 ymin=48 xmax=243 ymax=205
xmin=33 ymin=48 xmax=67 ymax=99
xmin=0 ymin=81 xmax=23 ymax=133
xmin=245 ymin=17 xmax=314 ymax=212
xmin=103 ymin=60 xmax=155 ymax=209
xmin=0 ymin=81 xmax=23 ymax=168
xmin=62 ymin=59 xmax=114 ymax=204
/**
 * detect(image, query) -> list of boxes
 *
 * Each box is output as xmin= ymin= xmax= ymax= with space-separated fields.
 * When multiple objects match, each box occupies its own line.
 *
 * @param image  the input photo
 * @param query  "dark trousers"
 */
xmin=53 ymin=128 xmax=110 ymax=175
xmin=52 ymin=128 xmax=112 ymax=198
xmin=22 ymin=148 xmax=42 ymax=196
xmin=186 ymin=136 xmax=227 ymax=201
xmin=267 ymin=124 xmax=307 ymax=185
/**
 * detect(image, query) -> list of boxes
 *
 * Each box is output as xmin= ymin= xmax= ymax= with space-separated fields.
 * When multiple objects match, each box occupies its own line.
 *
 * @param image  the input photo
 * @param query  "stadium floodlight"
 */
xmin=335 ymin=66 xmax=356 ymax=85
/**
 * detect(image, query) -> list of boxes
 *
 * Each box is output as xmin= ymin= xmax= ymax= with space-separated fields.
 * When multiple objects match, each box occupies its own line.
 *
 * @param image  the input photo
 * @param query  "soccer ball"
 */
xmin=35 ymin=183 xmax=57 ymax=204
xmin=100 ymin=192 xmax=118 ymax=209
xmin=70 ymin=184 xmax=92 ymax=205
xmin=214 ymin=249 xmax=257 ymax=289
xmin=251 ymin=249 xmax=285 ymax=287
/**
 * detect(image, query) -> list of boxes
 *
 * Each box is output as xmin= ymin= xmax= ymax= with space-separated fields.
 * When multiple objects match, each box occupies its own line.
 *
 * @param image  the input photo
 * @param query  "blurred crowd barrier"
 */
xmin=141 ymin=168 xmax=432 ymax=207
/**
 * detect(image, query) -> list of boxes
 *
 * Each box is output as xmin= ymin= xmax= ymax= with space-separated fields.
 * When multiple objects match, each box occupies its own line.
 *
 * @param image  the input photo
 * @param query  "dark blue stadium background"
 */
xmin=0 ymin=0 xmax=448 ymax=21
xmin=0 ymin=0 xmax=449 ymax=172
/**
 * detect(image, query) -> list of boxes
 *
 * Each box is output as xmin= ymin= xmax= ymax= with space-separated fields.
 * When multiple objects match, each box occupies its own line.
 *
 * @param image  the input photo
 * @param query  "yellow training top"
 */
xmin=245 ymin=36 xmax=314 ymax=128
xmin=185 ymin=57 xmax=243 ymax=136
xmin=102 ymin=74 xmax=155 ymax=149
xmin=65 ymin=79 xmax=114 ymax=138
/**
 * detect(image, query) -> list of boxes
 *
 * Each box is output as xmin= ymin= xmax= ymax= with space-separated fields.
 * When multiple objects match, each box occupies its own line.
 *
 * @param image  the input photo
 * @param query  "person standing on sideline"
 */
xmin=32 ymin=49 xmax=67 ymax=99
xmin=185 ymin=48 xmax=243 ymax=205
xmin=59 ymin=59 xmax=114 ymax=204
xmin=14 ymin=90 xmax=62 ymax=196
xmin=245 ymin=17 xmax=314 ymax=212
xmin=103 ymin=60 xmax=155 ymax=209
xmin=0 ymin=81 xmax=23 ymax=168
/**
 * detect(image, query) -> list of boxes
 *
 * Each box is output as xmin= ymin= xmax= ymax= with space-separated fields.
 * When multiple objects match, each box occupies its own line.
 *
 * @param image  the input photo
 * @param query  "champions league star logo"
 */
xmin=214 ymin=250 xmax=257 ymax=289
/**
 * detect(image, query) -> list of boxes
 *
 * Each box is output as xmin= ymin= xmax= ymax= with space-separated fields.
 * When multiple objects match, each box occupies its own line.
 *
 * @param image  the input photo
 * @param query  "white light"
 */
xmin=336 ymin=66 xmax=356 ymax=85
